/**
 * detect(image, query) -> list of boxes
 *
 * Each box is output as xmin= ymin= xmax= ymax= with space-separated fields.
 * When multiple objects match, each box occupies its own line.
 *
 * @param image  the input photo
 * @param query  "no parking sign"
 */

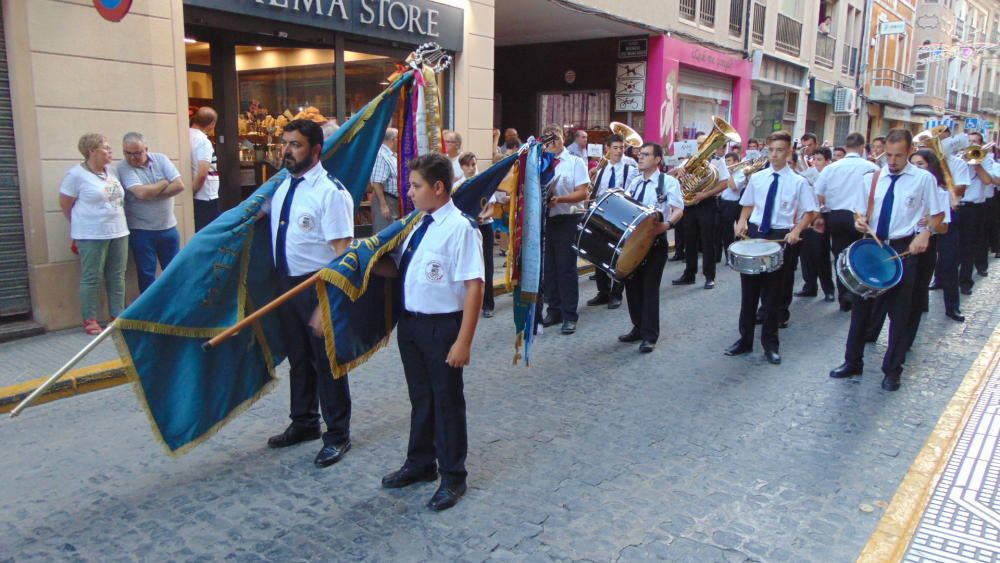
xmin=93 ymin=0 xmax=133 ymax=22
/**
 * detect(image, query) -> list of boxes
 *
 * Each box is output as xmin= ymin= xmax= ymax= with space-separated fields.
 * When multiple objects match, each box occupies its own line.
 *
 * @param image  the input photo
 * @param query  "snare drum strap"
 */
xmin=865 ymin=169 xmax=882 ymax=224
xmin=655 ymin=172 xmax=665 ymax=204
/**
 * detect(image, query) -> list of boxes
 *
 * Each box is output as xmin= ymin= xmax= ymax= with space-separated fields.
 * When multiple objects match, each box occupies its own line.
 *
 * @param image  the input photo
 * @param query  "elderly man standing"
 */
xmin=117 ymin=132 xmax=185 ymax=293
xmin=369 ymin=127 xmax=399 ymax=234
xmin=443 ymin=130 xmax=464 ymax=181
xmin=566 ymin=129 xmax=588 ymax=160
xmin=190 ymin=107 xmax=221 ymax=231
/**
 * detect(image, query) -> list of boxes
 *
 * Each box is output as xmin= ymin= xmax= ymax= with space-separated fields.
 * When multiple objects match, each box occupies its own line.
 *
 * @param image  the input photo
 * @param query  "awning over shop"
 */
xmin=495 ymin=0 xmax=659 ymax=46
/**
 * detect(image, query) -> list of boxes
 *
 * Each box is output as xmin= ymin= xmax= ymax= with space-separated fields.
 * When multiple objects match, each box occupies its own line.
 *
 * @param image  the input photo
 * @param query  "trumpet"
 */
xmin=962 ymin=143 xmax=995 ymax=165
xmin=728 ymin=155 xmax=769 ymax=177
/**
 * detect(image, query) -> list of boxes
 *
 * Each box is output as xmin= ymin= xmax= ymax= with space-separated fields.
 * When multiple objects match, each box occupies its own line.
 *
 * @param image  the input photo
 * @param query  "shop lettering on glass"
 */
xmin=690 ymin=48 xmax=736 ymax=72
xmin=254 ymin=0 xmax=441 ymax=37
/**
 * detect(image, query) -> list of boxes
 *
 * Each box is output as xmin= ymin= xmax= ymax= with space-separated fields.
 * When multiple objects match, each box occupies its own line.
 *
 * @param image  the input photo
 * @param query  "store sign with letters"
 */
xmin=618 ymin=38 xmax=648 ymax=59
xmin=184 ymin=0 xmax=464 ymax=51
xmin=615 ymin=62 xmax=646 ymax=112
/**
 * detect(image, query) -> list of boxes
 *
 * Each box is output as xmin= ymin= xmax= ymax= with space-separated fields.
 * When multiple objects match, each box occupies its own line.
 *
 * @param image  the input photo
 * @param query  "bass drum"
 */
xmin=573 ymin=190 xmax=661 ymax=279
xmin=836 ymin=238 xmax=902 ymax=299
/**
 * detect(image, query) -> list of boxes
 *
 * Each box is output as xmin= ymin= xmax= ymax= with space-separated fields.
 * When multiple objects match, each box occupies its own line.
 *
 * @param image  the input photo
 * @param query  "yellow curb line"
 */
xmin=857 ymin=322 xmax=1000 ymax=562
xmin=0 ymin=359 xmax=128 ymax=414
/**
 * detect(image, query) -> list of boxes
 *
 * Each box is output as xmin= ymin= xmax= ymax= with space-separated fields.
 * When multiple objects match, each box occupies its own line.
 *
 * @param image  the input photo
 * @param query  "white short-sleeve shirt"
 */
xmin=963 ymin=160 xmax=989 ymax=203
xmin=190 ymin=128 xmax=220 ymax=201
xmin=711 ymin=156 xmax=731 ymax=182
xmin=720 ymin=169 xmax=745 ymax=202
xmin=813 ymin=153 xmax=880 ymax=213
xmin=623 ymin=170 xmax=684 ymax=218
xmin=983 ymin=155 xmax=996 ymax=198
xmin=547 ymin=149 xmax=590 ymax=216
xmin=269 ymin=162 xmax=354 ymax=276
xmin=593 ymin=159 xmax=635 ymax=198
xmin=739 ymin=165 xmax=818 ymax=230
xmin=394 ymin=199 xmax=485 ymax=314
xmin=59 ymin=164 xmax=129 ymax=240
xmin=869 ymin=163 xmax=945 ymax=240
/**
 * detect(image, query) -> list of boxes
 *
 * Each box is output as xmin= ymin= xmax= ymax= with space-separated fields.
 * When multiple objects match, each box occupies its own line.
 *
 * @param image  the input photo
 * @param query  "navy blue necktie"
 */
xmin=635 ymin=180 xmax=650 ymax=203
xmin=398 ymin=214 xmax=435 ymax=311
xmin=876 ymin=174 xmax=901 ymax=241
xmin=760 ymin=173 xmax=780 ymax=235
xmin=608 ymin=166 xmax=616 ymax=190
xmin=274 ymin=176 xmax=305 ymax=276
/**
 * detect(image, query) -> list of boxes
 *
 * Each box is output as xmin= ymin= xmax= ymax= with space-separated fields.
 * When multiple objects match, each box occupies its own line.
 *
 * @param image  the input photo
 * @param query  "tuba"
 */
xmin=678 ymin=116 xmax=742 ymax=204
xmin=914 ymin=125 xmax=958 ymax=205
xmin=590 ymin=121 xmax=643 ymax=180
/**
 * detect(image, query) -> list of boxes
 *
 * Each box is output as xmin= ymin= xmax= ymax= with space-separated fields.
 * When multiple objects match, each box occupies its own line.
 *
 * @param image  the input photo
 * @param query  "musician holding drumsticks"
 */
xmin=829 ymin=129 xmax=946 ymax=391
xmin=725 ymin=131 xmax=818 ymax=365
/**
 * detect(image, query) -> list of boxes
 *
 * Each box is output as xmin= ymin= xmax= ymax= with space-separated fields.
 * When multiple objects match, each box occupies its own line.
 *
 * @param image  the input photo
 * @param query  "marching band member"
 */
xmin=673 ymin=134 xmax=729 ymax=290
xmin=968 ymin=131 xmax=997 ymax=278
xmin=794 ymin=132 xmax=819 ymax=174
xmin=617 ymin=142 xmax=684 ymax=353
xmin=829 ymin=129 xmax=946 ymax=391
xmin=265 ymin=120 xmax=355 ymax=468
xmin=541 ymin=124 xmax=591 ymax=335
xmin=794 ymin=147 xmax=835 ymax=302
xmin=719 ymin=152 xmax=745 ymax=258
xmin=379 ymin=153 xmax=484 ymax=511
xmin=586 ymin=133 xmax=635 ymax=310
xmin=726 ymin=131 xmax=818 ymax=365
xmin=812 ymin=133 xmax=880 ymax=311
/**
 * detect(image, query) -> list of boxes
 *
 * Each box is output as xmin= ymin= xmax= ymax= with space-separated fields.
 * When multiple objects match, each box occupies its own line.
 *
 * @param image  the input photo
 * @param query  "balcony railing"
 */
xmin=775 ymin=14 xmax=803 ymax=57
xmin=680 ymin=0 xmax=696 ymax=21
xmin=872 ymin=68 xmax=915 ymax=93
xmin=954 ymin=18 xmax=965 ymax=40
xmin=815 ymin=32 xmax=836 ymax=69
xmin=751 ymin=2 xmax=766 ymax=45
xmin=841 ymin=44 xmax=858 ymax=76
xmin=729 ymin=0 xmax=745 ymax=37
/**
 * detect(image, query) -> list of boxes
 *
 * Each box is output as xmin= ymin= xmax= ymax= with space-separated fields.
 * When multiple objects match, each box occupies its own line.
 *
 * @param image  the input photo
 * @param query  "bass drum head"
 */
xmin=847 ymin=238 xmax=902 ymax=289
xmin=614 ymin=212 xmax=660 ymax=278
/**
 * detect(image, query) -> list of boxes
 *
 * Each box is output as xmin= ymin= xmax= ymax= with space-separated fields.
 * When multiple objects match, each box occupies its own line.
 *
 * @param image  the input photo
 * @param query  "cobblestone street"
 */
xmin=2 ymin=258 xmax=998 ymax=562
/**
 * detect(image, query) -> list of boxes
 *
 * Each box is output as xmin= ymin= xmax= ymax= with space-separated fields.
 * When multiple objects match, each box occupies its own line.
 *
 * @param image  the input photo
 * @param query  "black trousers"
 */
xmin=844 ymin=237 xmax=917 ymax=377
xmin=479 ymin=224 xmax=495 ymax=311
xmin=595 ymin=270 xmax=624 ymax=299
xmin=799 ymin=228 xmax=834 ymax=295
xmin=718 ymin=199 xmax=741 ymax=262
xmin=682 ymin=199 xmax=717 ymax=280
xmin=193 ymin=198 xmax=220 ymax=232
xmin=957 ymin=203 xmax=984 ymax=290
xmin=903 ymin=236 xmax=938 ymax=350
xmin=543 ymin=216 xmax=580 ymax=322
xmin=738 ymin=226 xmax=789 ymax=353
xmin=824 ymin=210 xmax=861 ymax=304
xmin=974 ymin=200 xmax=991 ymax=274
xmin=624 ymin=238 xmax=668 ymax=342
xmin=397 ymin=311 xmax=467 ymax=487
xmin=277 ymin=274 xmax=351 ymax=445
xmin=987 ymin=195 xmax=1000 ymax=254
xmin=935 ymin=217 xmax=961 ymax=314
xmin=671 ymin=216 xmax=686 ymax=258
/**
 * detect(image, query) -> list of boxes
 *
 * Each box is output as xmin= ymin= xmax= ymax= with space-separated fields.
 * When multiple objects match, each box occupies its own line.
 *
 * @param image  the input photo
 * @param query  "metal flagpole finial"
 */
xmin=408 ymin=43 xmax=452 ymax=73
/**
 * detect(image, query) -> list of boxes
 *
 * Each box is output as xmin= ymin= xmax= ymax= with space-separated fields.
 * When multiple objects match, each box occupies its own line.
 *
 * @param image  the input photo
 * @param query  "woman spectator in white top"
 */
xmin=59 ymin=133 xmax=129 ymax=335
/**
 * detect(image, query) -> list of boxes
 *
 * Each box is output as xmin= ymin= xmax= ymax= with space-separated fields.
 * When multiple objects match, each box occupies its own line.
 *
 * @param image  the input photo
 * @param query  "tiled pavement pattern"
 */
xmin=904 ymin=345 xmax=1000 ymax=562
xmin=1 ymin=255 xmax=998 ymax=562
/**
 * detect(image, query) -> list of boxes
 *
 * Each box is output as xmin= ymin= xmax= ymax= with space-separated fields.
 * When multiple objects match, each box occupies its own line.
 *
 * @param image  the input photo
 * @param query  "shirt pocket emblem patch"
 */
xmin=297 ymin=213 xmax=315 ymax=232
xmin=425 ymin=260 xmax=445 ymax=282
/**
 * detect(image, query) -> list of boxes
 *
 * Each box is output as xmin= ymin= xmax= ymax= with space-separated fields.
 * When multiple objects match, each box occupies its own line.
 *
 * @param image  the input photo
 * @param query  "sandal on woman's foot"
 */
xmin=82 ymin=319 xmax=101 ymax=335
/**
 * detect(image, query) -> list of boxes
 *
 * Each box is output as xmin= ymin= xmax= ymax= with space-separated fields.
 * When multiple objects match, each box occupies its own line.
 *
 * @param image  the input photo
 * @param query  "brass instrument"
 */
xmin=590 ymin=121 xmax=643 ymax=180
xmin=914 ymin=125 xmax=958 ymax=206
xmin=961 ymin=142 xmax=995 ymax=165
xmin=728 ymin=156 xmax=769 ymax=178
xmin=678 ymin=116 xmax=742 ymax=204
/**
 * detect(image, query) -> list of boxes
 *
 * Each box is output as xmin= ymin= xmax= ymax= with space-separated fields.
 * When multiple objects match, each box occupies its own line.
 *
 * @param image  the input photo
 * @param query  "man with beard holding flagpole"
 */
xmin=264 ymin=119 xmax=356 ymax=467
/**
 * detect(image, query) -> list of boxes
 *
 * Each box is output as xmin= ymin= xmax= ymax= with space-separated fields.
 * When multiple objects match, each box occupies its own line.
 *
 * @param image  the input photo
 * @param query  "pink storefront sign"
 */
xmin=644 ymin=35 xmax=752 ymax=148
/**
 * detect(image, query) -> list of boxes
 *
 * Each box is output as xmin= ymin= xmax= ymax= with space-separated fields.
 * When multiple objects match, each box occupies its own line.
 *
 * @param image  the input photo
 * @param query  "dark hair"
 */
xmin=606 ymin=134 xmax=624 ymax=146
xmin=283 ymin=119 xmax=324 ymax=149
xmin=814 ymin=147 xmax=833 ymax=161
xmin=844 ymin=132 xmax=866 ymax=149
xmin=747 ymin=138 xmax=759 ymax=147
xmin=724 ymin=151 xmax=740 ymax=161
xmin=834 ymin=146 xmax=846 ymax=154
xmin=458 ymin=152 xmax=477 ymax=167
xmin=872 ymin=136 xmax=887 ymax=144
xmin=640 ymin=141 xmax=664 ymax=160
xmin=766 ymin=131 xmax=792 ymax=145
xmin=800 ymin=132 xmax=818 ymax=143
xmin=408 ymin=153 xmax=453 ymax=193
xmin=969 ymin=131 xmax=984 ymax=144
xmin=911 ymin=149 xmax=945 ymax=187
xmin=885 ymin=128 xmax=913 ymax=149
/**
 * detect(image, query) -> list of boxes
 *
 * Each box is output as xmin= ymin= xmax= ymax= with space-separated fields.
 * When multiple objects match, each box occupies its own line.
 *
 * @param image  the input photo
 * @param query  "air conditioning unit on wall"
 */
xmin=834 ymin=87 xmax=857 ymax=114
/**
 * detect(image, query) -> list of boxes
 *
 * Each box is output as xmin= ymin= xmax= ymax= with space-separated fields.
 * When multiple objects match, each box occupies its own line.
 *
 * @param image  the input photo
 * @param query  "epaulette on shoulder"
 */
xmin=327 ymin=173 xmax=347 ymax=190
xmin=459 ymin=212 xmax=477 ymax=228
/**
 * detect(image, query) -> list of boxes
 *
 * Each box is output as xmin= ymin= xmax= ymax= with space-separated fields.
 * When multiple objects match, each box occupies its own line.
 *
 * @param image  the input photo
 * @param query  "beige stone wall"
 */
xmin=4 ymin=0 xmax=193 ymax=330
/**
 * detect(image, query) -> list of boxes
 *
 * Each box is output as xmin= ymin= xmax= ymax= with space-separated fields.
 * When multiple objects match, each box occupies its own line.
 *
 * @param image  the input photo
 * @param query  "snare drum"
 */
xmin=726 ymin=239 xmax=784 ymax=274
xmin=573 ymin=190 xmax=661 ymax=279
xmin=836 ymin=238 xmax=902 ymax=299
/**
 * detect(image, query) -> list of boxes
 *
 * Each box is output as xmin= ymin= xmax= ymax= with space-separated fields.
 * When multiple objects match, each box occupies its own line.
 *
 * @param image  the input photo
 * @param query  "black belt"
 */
xmin=402 ymin=310 xmax=462 ymax=319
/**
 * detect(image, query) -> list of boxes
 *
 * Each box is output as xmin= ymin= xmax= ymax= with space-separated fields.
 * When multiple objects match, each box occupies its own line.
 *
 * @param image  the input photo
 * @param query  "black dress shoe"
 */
xmin=618 ymin=330 xmax=642 ymax=343
xmin=639 ymin=340 xmax=655 ymax=353
xmin=839 ymin=300 xmax=852 ymax=312
xmin=672 ymin=276 xmax=696 ymax=285
xmin=314 ymin=440 xmax=351 ymax=468
xmin=829 ymin=363 xmax=863 ymax=378
xmin=560 ymin=320 xmax=577 ymax=335
xmin=541 ymin=313 xmax=562 ymax=327
xmin=928 ymin=284 xmax=942 ymax=291
xmin=961 ymin=287 xmax=973 ymax=296
xmin=881 ymin=374 xmax=901 ymax=391
xmin=946 ymin=310 xmax=966 ymax=322
xmin=977 ymin=270 xmax=988 ymax=278
xmin=764 ymin=350 xmax=781 ymax=365
xmin=725 ymin=341 xmax=752 ymax=356
xmin=586 ymin=294 xmax=609 ymax=306
xmin=607 ymin=296 xmax=622 ymax=309
xmin=381 ymin=465 xmax=438 ymax=489
xmin=703 ymin=280 xmax=716 ymax=290
xmin=669 ymin=254 xmax=685 ymax=262
xmin=794 ymin=290 xmax=817 ymax=297
xmin=427 ymin=482 xmax=467 ymax=511
xmin=481 ymin=309 xmax=494 ymax=319
xmin=267 ymin=424 xmax=321 ymax=448
xmin=824 ymin=293 xmax=836 ymax=302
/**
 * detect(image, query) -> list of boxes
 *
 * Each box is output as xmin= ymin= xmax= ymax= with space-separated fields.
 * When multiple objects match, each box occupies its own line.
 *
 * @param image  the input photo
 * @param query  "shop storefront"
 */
xmin=749 ymin=52 xmax=810 ymax=143
xmin=645 ymin=36 xmax=752 ymax=148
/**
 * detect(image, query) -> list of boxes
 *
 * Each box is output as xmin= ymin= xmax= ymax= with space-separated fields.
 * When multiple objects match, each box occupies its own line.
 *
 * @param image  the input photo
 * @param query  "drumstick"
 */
xmin=864 ymin=224 xmax=885 ymax=248
xmin=882 ymin=250 xmax=912 ymax=262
